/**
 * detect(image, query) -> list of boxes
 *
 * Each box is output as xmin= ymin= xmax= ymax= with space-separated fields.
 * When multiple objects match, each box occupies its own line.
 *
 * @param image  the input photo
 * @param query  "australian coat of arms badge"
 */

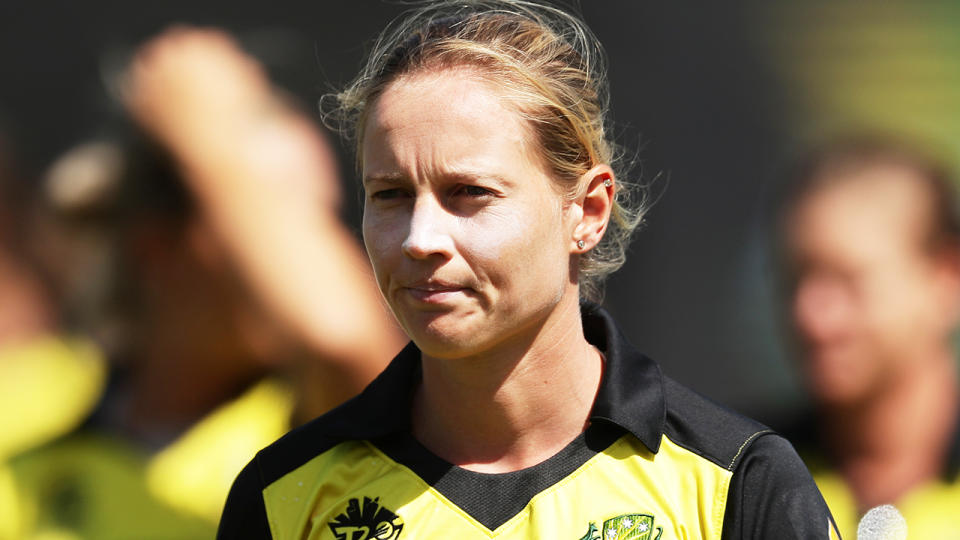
xmin=579 ymin=513 xmax=663 ymax=540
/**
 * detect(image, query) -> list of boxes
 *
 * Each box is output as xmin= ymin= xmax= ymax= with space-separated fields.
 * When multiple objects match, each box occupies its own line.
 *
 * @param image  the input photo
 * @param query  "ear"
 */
xmin=570 ymin=164 xmax=615 ymax=253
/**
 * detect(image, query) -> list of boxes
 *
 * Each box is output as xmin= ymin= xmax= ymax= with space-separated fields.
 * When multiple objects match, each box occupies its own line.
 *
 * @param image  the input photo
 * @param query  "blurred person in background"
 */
xmin=778 ymin=137 xmax=960 ymax=538
xmin=2 ymin=27 xmax=404 ymax=539
xmin=0 ymin=132 xmax=54 ymax=349
xmin=121 ymin=28 xmax=407 ymax=413
xmin=0 ymin=128 xmax=107 ymax=458
xmin=0 ymin=130 xmax=111 ymax=540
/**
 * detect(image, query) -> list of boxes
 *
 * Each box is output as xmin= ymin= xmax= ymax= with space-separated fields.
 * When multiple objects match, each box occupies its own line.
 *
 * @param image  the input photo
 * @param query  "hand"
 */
xmin=123 ymin=27 xmax=272 ymax=148
xmin=122 ymin=26 xmax=341 ymax=208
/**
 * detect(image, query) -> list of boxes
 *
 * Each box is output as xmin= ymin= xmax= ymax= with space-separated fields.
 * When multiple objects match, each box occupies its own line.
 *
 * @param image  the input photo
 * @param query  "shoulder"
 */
xmin=663 ymin=378 xmax=838 ymax=538
xmin=660 ymin=377 xmax=823 ymax=497
xmin=218 ymin=343 xmax=419 ymax=538
xmin=659 ymin=375 xmax=774 ymax=472
xmin=0 ymin=334 xmax=107 ymax=459
xmin=585 ymin=306 xmax=838 ymax=537
xmin=253 ymin=341 xmax=419 ymax=488
xmin=252 ymin=388 xmax=384 ymax=488
xmin=719 ymin=430 xmax=839 ymax=539
xmin=658 ymin=376 xmax=838 ymax=538
xmin=217 ymin=393 xmax=382 ymax=539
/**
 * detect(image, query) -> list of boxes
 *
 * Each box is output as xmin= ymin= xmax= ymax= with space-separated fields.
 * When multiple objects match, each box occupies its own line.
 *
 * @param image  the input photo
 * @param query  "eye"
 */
xmin=455 ymin=184 xmax=495 ymax=198
xmin=370 ymin=188 xmax=409 ymax=201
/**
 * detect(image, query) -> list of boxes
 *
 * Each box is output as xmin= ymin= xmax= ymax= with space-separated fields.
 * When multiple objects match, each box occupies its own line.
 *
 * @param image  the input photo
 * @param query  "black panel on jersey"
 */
xmin=374 ymin=421 xmax=624 ymax=530
xmin=660 ymin=375 xmax=771 ymax=471
xmin=254 ymin=341 xmax=421 ymax=487
xmin=217 ymin=460 xmax=272 ymax=539
xmin=720 ymin=434 xmax=840 ymax=540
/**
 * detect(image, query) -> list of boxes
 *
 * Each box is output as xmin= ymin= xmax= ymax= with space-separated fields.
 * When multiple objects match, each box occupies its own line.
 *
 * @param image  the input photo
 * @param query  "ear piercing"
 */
xmin=575 ymin=178 xmax=610 ymax=252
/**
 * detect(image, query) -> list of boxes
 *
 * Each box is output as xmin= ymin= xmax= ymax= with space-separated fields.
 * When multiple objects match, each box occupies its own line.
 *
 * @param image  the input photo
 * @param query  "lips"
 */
xmin=401 ymin=279 xmax=471 ymax=304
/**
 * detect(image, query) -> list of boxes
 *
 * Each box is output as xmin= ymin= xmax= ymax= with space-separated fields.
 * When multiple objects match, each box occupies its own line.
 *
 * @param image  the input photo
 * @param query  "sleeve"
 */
xmin=721 ymin=433 xmax=842 ymax=540
xmin=217 ymin=457 xmax=273 ymax=539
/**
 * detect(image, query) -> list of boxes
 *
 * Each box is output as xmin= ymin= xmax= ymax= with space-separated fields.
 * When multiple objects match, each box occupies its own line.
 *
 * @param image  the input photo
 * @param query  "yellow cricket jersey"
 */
xmin=4 ymin=377 xmax=294 ymax=540
xmin=219 ymin=306 xmax=840 ymax=539
xmin=0 ymin=335 xmax=106 ymax=462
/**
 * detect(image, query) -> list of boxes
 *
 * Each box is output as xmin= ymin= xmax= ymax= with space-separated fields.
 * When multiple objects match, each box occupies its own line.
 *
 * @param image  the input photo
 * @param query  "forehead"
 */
xmin=361 ymin=68 xmax=540 ymax=177
xmin=787 ymin=165 xmax=933 ymax=263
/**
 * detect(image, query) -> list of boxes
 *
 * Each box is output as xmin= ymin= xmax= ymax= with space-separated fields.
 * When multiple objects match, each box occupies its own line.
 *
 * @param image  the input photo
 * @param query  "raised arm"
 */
xmin=123 ymin=28 xmax=406 ymax=415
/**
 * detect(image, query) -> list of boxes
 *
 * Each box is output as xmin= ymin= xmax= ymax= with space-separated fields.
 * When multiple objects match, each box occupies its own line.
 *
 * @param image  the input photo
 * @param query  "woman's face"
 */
xmin=361 ymin=68 xmax=579 ymax=359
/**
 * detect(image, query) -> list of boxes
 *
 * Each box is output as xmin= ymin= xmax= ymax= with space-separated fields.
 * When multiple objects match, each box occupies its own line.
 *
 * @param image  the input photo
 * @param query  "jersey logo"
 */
xmin=578 ymin=514 xmax=663 ymax=540
xmin=327 ymin=496 xmax=404 ymax=540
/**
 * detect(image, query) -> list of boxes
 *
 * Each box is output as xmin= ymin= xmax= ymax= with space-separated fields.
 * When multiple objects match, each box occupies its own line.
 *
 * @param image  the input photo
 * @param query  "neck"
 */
xmin=412 ymin=291 xmax=603 ymax=473
xmin=824 ymin=347 xmax=959 ymax=510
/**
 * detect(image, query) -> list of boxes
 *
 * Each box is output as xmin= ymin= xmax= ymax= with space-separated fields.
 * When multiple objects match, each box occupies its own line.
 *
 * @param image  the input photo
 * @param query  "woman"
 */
xmin=219 ymin=2 xmax=840 ymax=538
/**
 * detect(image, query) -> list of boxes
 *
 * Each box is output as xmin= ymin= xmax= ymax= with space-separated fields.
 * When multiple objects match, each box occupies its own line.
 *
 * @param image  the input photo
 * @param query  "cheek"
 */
xmin=464 ymin=214 xmax=527 ymax=264
xmin=465 ymin=203 xmax=568 ymax=285
xmin=863 ymin=272 xmax=924 ymax=331
xmin=362 ymin=211 xmax=403 ymax=279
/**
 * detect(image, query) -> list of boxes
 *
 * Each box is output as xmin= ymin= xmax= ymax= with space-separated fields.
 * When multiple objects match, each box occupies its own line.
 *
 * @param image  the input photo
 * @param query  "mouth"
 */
xmin=401 ymin=280 xmax=471 ymax=304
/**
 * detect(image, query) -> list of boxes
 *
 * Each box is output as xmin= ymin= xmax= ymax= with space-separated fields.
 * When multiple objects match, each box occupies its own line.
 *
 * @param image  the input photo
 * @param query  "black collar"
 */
xmin=334 ymin=303 xmax=666 ymax=455
xmin=582 ymin=303 xmax=665 ymax=453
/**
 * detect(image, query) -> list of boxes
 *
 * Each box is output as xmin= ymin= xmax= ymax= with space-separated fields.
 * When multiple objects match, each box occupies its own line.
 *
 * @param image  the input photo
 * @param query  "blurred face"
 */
xmin=785 ymin=166 xmax=958 ymax=405
xmin=361 ymin=69 xmax=577 ymax=359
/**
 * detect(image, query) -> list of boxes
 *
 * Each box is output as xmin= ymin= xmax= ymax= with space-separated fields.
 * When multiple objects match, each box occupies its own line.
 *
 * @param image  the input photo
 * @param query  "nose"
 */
xmin=401 ymin=195 xmax=454 ymax=260
xmin=793 ymin=273 xmax=853 ymax=345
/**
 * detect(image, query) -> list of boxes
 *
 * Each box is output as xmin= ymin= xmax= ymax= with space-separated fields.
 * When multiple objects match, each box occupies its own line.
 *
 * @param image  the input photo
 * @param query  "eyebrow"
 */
xmin=362 ymin=170 xmax=514 ymax=188
xmin=362 ymin=172 xmax=406 ymax=187
xmin=447 ymin=170 xmax=514 ymax=188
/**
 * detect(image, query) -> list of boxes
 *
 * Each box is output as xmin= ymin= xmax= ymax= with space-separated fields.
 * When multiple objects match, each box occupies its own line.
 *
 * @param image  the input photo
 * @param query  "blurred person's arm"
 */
xmin=123 ymin=28 xmax=406 ymax=416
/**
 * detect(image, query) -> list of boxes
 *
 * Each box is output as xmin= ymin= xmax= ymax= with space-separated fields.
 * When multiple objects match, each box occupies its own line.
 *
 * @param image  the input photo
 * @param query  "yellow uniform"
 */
xmin=812 ymin=450 xmax=960 ymax=538
xmin=0 ymin=335 xmax=106 ymax=463
xmin=219 ymin=306 xmax=840 ymax=539
xmin=4 ymin=375 xmax=294 ymax=540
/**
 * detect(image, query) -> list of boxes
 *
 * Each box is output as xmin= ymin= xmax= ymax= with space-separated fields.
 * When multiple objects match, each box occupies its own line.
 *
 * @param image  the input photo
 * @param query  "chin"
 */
xmin=399 ymin=313 xmax=487 ymax=359
xmin=408 ymin=333 xmax=487 ymax=360
xmin=804 ymin=348 xmax=865 ymax=399
xmin=809 ymin=371 xmax=875 ymax=407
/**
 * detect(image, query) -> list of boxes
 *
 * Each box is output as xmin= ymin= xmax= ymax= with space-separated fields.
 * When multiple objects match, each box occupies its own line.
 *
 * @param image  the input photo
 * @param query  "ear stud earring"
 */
xmin=577 ymin=239 xmax=585 ymax=249
xmin=603 ymin=178 xmax=613 ymax=187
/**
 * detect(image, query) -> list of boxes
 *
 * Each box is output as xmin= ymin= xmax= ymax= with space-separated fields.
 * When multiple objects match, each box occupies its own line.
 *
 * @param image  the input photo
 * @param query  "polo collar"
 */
xmin=582 ymin=303 xmax=666 ymax=454
xmin=341 ymin=304 xmax=666 ymax=455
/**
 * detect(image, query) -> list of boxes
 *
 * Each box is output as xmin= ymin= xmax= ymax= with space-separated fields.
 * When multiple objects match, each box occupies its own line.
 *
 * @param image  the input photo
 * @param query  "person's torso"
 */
xmin=261 ymin=431 xmax=733 ymax=540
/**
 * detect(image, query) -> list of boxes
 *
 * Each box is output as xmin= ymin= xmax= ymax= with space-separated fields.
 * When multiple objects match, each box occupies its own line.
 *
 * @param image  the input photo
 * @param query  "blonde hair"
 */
xmin=326 ymin=0 xmax=646 ymax=301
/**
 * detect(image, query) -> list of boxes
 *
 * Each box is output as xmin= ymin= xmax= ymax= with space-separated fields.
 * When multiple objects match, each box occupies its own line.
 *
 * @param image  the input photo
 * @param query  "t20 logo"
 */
xmin=328 ymin=496 xmax=403 ymax=540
